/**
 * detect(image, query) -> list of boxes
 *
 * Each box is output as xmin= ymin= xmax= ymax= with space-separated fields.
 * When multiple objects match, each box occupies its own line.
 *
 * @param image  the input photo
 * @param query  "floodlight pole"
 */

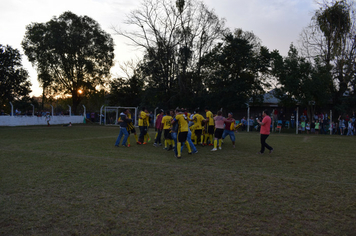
xmin=50 ymin=105 xmax=54 ymax=117
xmin=9 ymin=102 xmax=13 ymax=116
xmin=67 ymin=105 xmax=71 ymax=116
xmin=247 ymin=105 xmax=250 ymax=132
xmin=100 ymin=105 xmax=105 ymax=125
xmin=135 ymin=107 xmax=139 ymax=127
xmin=30 ymin=104 xmax=35 ymax=117
xmin=82 ymin=105 xmax=86 ymax=117
xmin=296 ymin=107 xmax=299 ymax=135
xmin=330 ymin=110 xmax=332 ymax=135
xmin=154 ymin=107 xmax=158 ymax=125
xmin=115 ymin=107 xmax=120 ymax=125
xmin=271 ymin=109 xmax=275 ymax=132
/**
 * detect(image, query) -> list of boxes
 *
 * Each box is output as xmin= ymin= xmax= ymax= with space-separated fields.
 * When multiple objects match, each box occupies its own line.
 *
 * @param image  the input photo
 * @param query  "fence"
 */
xmin=0 ymin=103 xmax=85 ymax=126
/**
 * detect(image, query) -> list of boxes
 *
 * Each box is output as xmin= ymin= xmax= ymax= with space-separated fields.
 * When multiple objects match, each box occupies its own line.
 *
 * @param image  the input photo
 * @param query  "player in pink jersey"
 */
xmin=257 ymin=109 xmax=274 ymax=154
xmin=211 ymin=111 xmax=225 ymax=151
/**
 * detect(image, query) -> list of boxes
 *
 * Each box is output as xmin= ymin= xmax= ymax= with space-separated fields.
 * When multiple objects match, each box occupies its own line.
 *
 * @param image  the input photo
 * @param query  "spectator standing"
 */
xmin=347 ymin=120 xmax=353 ymax=136
xmin=310 ymin=120 xmax=315 ymax=134
xmin=273 ymin=109 xmax=278 ymax=121
xmin=241 ymin=117 xmax=247 ymax=131
xmin=306 ymin=121 xmax=311 ymax=134
xmin=290 ymin=109 xmax=296 ymax=128
xmin=338 ymin=115 xmax=345 ymax=135
xmin=248 ymin=117 xmax=254 ymax=131
xmin=315 ymin=120 xmax=320 ymax=135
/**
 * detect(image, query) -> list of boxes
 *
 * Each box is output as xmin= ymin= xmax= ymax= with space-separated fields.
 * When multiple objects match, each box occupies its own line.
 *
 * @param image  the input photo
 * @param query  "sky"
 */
xmin=0 ymin=0 xmax=318 ymax=96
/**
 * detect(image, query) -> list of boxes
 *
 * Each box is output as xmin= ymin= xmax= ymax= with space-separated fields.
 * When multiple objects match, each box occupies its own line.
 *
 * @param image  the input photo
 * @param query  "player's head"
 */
xmin=160 ymin=109 xmax=164 ymax=114
xmin=228 ymin=112 xmax=233 ymax=118
xmin=166 ymin=110 xmax=170 ymax=115
xmin=217 ymin=111 xmax=222 ymax=116
xmin=205 ymin=106 xmax=209 ymax=111
xmin=262 ymin=109 xmax=269 ymax=116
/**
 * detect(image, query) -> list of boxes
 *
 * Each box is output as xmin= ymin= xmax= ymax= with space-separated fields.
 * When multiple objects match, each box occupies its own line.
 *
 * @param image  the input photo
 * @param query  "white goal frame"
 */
xmin=100 ymin=106 xmax=138 ymax=127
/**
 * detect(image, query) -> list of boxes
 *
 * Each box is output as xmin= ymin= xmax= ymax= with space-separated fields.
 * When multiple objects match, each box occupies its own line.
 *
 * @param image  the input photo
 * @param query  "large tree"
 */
xmin=22 ymin=11 xmax=114 ymax=114
xmin=0 ymin=44 xmax=32 ymax=109
xmin=299 ymin=0 xmax=356 ymax=113
xmin=114 ymin=0 xmax=225 ymax=108
xmin=273 ymin=44 xmax=332 ymax=120
xmin=200 ymin=29 xmax=274 ymax=111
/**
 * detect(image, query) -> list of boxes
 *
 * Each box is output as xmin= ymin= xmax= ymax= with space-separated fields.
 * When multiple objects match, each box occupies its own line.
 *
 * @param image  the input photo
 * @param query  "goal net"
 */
xmin=101 ymin=106 xmax=138 ymax=126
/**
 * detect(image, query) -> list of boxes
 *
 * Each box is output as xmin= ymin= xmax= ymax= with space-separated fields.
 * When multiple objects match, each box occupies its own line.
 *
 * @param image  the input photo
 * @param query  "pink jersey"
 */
xmin=260 ymin=115 xmax=271 ymax=135
xmin=214 ymin=116 xmax=225 ymax=129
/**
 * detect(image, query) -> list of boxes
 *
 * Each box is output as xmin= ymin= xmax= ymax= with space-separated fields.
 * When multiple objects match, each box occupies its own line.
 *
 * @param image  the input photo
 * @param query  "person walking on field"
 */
xmin=257 ymin=109 xmax=274 ymax=154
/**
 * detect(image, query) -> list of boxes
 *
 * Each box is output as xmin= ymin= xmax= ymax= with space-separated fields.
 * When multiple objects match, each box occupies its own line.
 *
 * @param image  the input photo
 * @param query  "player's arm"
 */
xmin=257 ymin=118 xmax=265 ymax=126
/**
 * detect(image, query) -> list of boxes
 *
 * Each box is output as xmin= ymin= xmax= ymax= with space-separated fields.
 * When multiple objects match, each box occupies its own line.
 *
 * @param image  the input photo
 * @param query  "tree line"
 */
xmin=1 ymin=0 xmax=355 ymax=118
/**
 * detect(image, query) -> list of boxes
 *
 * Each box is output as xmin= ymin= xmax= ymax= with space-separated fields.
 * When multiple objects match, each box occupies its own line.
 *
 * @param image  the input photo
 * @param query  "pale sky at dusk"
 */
xmin=0 ymin=0 xmax=318 ymax=96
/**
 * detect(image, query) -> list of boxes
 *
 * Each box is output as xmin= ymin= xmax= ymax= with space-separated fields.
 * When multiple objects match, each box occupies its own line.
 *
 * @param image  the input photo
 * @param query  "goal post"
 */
xmin=101 ymin=106 xmax=138 ymax=127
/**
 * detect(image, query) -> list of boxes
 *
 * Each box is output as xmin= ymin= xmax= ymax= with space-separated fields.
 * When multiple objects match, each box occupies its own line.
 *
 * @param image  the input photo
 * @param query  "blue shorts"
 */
xmin=222 ymin=130 xmax=235 ymax=142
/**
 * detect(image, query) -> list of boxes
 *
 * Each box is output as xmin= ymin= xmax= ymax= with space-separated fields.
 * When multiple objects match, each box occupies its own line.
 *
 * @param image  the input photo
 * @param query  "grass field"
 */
xmin=1 ymin=124 xmax=355 ymax=235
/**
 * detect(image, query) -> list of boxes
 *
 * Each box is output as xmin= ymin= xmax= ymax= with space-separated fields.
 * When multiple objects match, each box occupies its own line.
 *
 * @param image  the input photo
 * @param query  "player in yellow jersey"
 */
xmin=126 ymin=110 xmax=138 ymax=147
xmin=161 ymin=110 xmax=173 ymax=150
xmin=144 ymin=111 xmax=151 ymax=144
xmin=138 ymin=107 xmax=149 ymax=144
xmin=172 ymin=109 xmax=190 ymax=158
xmin=193 ymin=110 xmax=205 ymax=145
xmin=204 ymin=107 xmax=214 ymax=146
xmin=153 ymin=109 xmax=164 ymax=147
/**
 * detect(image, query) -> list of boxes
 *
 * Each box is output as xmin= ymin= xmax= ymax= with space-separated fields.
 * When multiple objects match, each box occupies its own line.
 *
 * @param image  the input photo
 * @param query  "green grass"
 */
xmin=1 ymin=125 xmax=355 ymax=235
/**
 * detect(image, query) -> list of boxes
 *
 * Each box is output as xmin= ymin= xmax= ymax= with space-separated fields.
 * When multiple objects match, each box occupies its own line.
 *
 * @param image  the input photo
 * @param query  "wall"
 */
xmin=0 ymin=115 xmax=84 ymax=126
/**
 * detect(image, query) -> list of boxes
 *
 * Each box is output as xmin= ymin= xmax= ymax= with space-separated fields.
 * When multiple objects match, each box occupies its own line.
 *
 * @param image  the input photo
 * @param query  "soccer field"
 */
xmin=1 ymin=125 xmax=355 ymax=235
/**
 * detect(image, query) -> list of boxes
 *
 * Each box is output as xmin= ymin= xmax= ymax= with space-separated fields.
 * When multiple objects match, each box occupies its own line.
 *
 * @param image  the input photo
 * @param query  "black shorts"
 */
xmin=208 ymin=125 xmax=215 ymax=135
xmin=164 ymin=129 xmax=171 ymax=140
xmin=195 ymin=129 xmax=202 ymax=137
xmin=214 ymin=128 xmax=224 ymax=139
xmin=178 ymin=132 xmax=188 ymax=143
xmin=128 ymin=127 xmax=136 ymax=134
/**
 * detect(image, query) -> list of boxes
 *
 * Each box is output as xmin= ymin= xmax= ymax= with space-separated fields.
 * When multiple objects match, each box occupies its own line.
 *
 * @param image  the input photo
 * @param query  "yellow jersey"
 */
xmin=193 ymin=113 xmax=204 ymax=129
xmin=138 ymin=111 xmax=149 ymax=126
xmin=161 ymin=115 xmax=172 ymax=130
xmin=175 ymin=113 xmax=189 ymax=132
xmin=206 ymin=110 xmax=214 ymax=126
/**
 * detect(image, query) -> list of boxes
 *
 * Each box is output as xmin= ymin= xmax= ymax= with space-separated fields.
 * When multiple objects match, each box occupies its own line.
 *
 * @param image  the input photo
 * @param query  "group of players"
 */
xmin=115 ymin=106 xmax=241 ymax=159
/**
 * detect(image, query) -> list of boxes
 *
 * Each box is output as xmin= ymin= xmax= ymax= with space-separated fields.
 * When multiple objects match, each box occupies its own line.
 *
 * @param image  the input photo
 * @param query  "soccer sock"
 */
xmin=147 ymin=133 xmax=151 ymax=142
xmin=177 ymin=142 xmax=182 ymax=157
xmin=194 ymin=136 xmax=197 ymax=145
xmin=204 ymin=135 xmax=208 ymax=144
xmin=127 ymin=136 xmax=130 ymax=145
xmin=219 ymin=139 xmax=222 ymax=148
xmin=185 ymin=141 xmax=192 ymax=153
xmin=165 ymin=140 xmax=168 ymax=148
xmin=214 ymin=139 xmax=217 ymax=149
xmin=134 ymin=134 xmax=138 ymax=142
xmin=155 ymin=132 xmax=158 ymax=139
xmin=200 ymin=135 xmax=204 ymax=144
xmin=210 ymin=135 xmax=214 ymax=144
xmin=172 ymin=140 xmax=175 ymax=147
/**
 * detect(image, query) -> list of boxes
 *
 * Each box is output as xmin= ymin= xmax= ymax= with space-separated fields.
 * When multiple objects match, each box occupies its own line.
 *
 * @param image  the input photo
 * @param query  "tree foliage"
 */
xmin=273 ymin=44 xmax=332 ymax=119
xmin=114 ymin=0 xmax=226 ymax=109
xmin=200 ymin=29 xmax=275 ymax=111
xmin=299 ymin=0 xmax=356 ymax=113
xmin=0 ymin=44 xmax=32 ymax=108
xmin=22 ymin=11 xmax=114 ymax=114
